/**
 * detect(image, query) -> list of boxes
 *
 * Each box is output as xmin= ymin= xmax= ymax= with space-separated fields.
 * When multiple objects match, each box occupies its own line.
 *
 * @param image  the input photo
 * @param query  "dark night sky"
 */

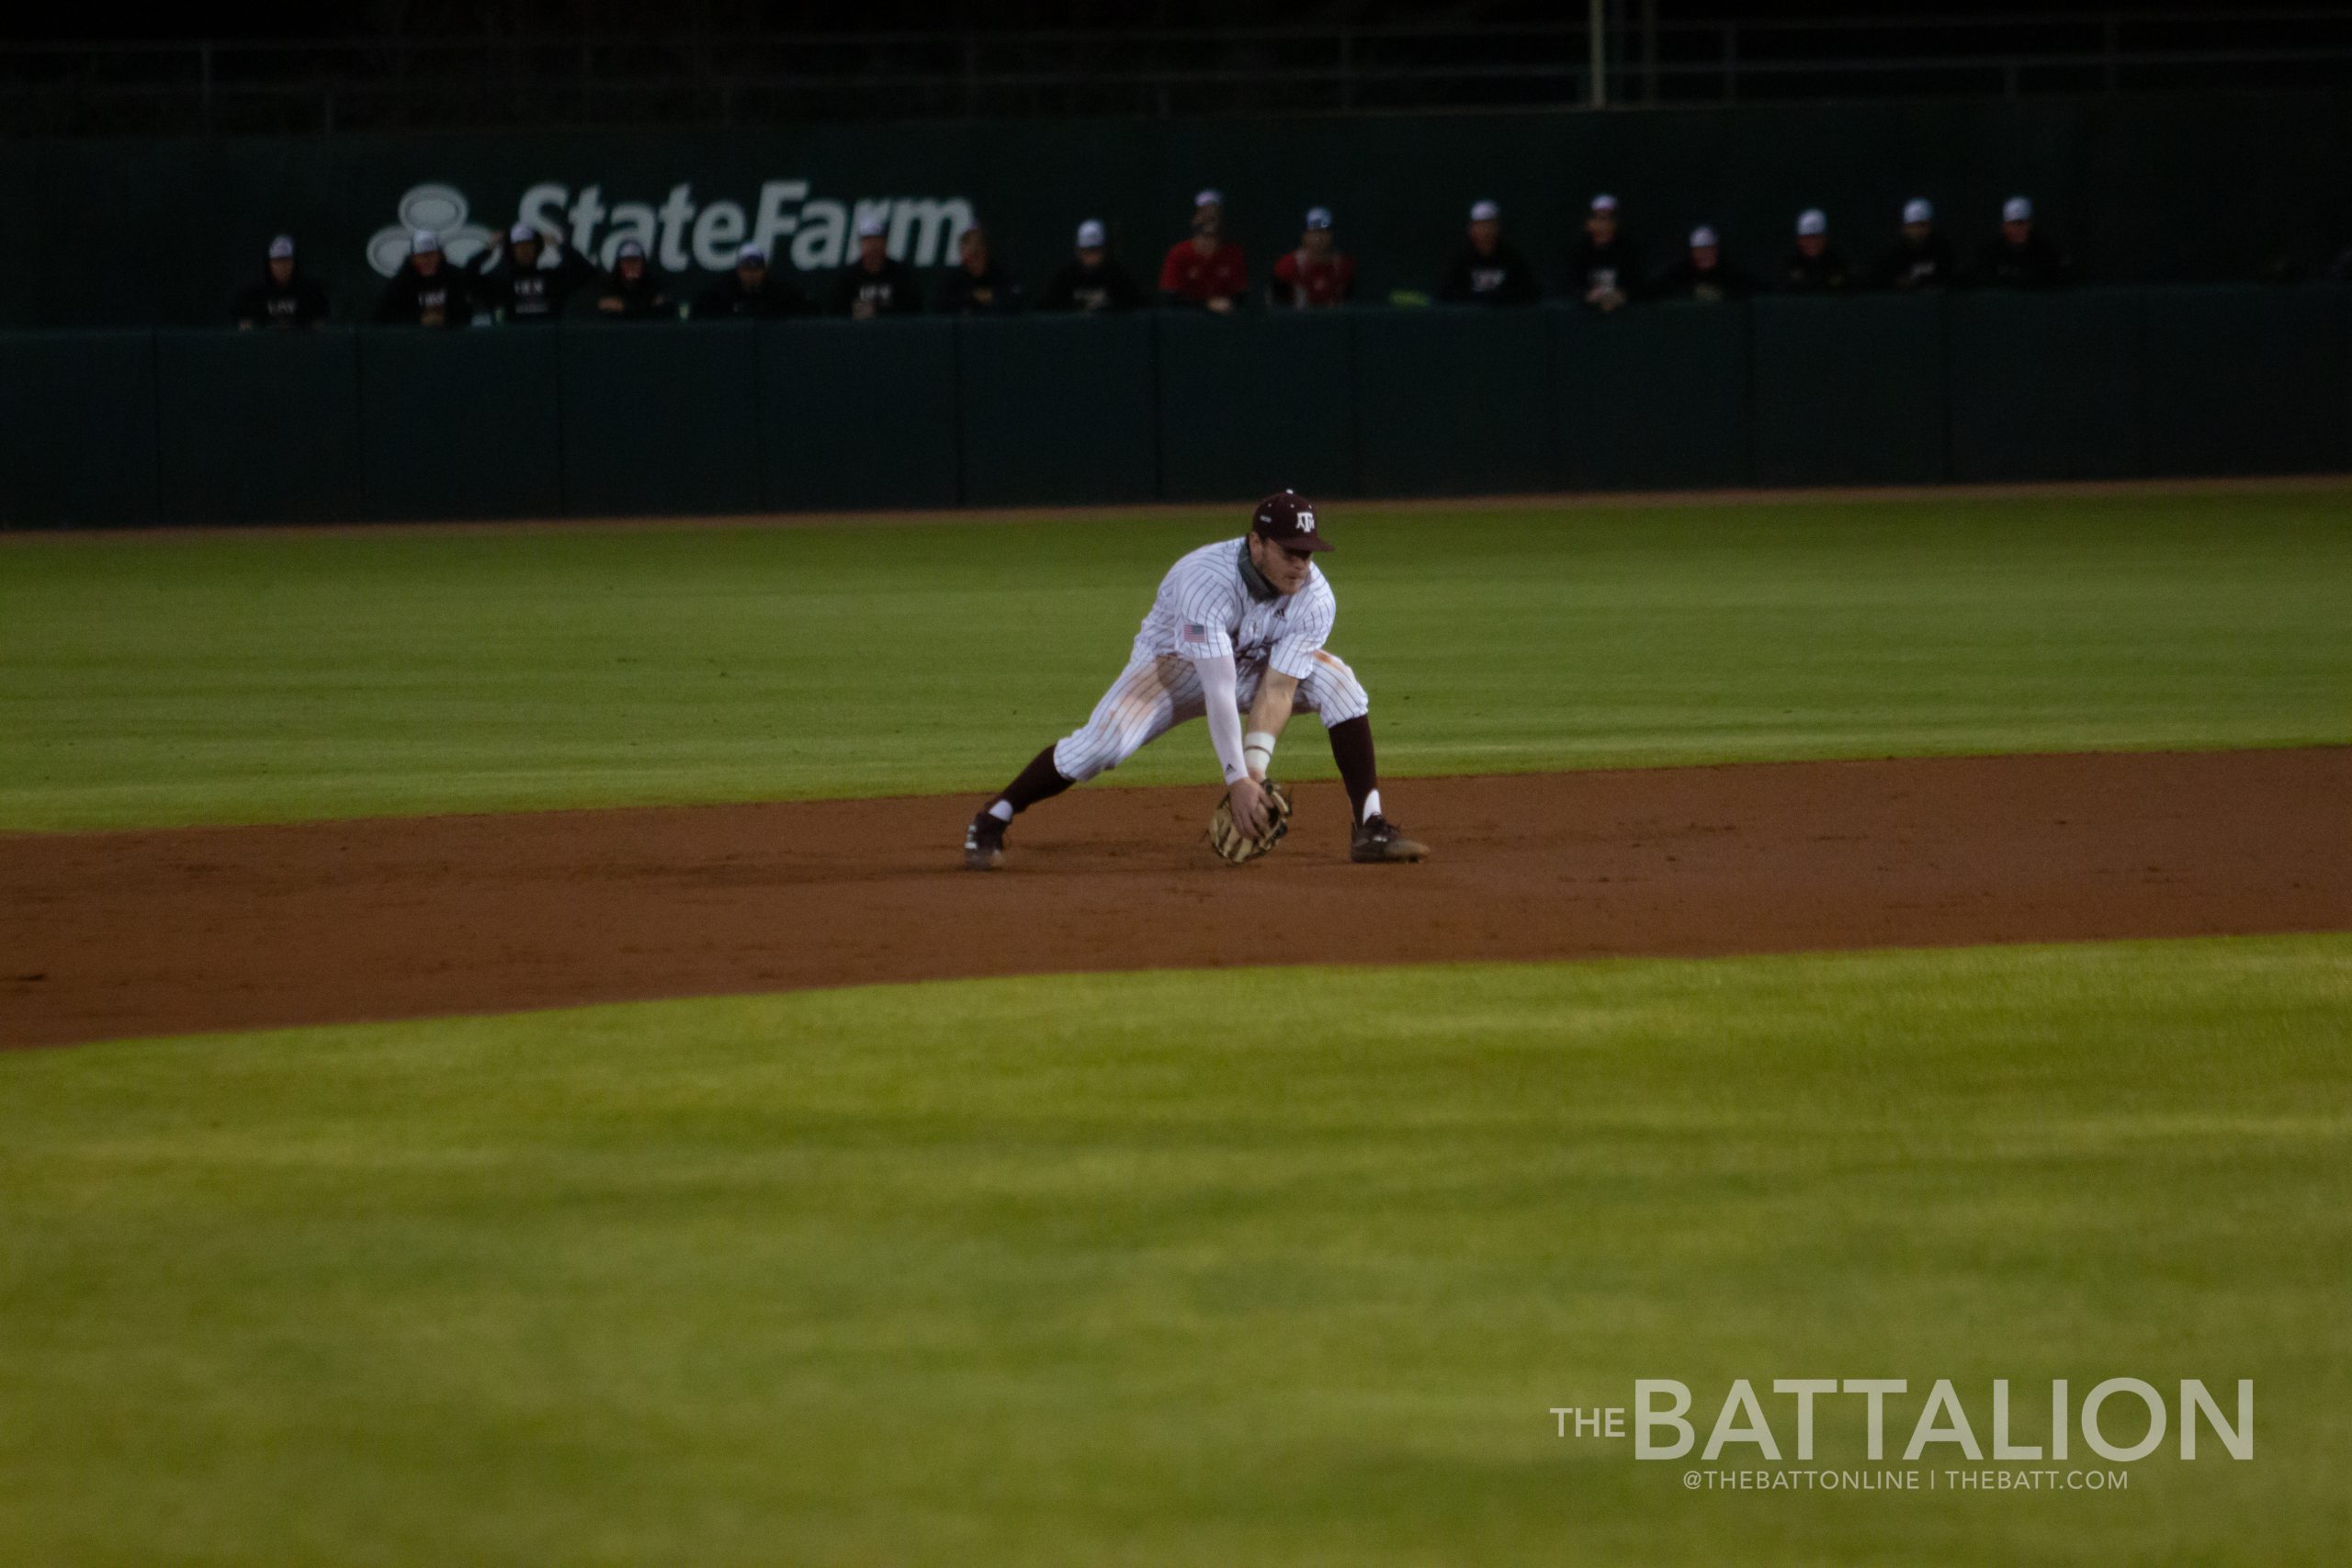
xmin=0 ymin=1 xmax=2307 ymax=43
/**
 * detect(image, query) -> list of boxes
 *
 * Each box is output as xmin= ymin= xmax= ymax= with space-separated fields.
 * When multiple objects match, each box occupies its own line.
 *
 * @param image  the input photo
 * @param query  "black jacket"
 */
xmin=597 ymin=266 xmax=673 ymax=321
xmin=1437 ymin=242 xmax=1542 ymax=306
xmin=1971 ymin=231 xmax=2074 ymax=289
xmin=234 ymin=272 xmax=330 ymax=330
xmin=1567 ymin=236 xmax=1643 ymax=307
xmin=834 ymin=257 xmax=923 ymax=317
xmin=933 ymin=261 xmax=1023 ymax=315
xmin=694 ymin=271 xmax=811 ymax=320
xmin=1039 ymin=257 xmax=1144 ymax=313
xmin=469 ymin=245 xmax=595 ymax=323
xmin=1781 ymin=245 xmax=1854 ymax=293
xmin=1871 ymin=233 xmax=1956 ymax=291
xmin=1650 ymin=255 xmax=1754 ymax=303
xmin=372 ymin=262 xmax=471 ymax=328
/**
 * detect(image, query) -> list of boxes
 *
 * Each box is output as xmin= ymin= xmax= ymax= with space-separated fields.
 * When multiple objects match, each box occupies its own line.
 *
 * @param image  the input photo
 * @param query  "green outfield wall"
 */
xmin=5 ymin=91 xmax=2351 ymax=333
xmin=2 ymin=287 xmax=2346 ymax=526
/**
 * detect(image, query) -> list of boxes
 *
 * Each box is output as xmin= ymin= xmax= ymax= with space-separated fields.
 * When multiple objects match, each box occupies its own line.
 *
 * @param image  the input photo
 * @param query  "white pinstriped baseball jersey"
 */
xmin=1135 ymin=537 xmax=1337 ymax=678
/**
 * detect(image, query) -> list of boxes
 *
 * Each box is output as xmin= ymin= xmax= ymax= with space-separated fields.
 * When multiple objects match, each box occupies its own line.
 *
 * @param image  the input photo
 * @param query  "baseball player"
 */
xmin=964 ymin=491 xmax=1430 ymax=869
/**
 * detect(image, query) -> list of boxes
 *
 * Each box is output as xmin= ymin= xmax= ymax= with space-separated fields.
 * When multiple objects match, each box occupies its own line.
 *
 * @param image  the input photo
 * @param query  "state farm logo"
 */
xmin=367 ymin=185 xmax=498 ymax=276
xmin=366 ymin=179 xmax=976 ymax=276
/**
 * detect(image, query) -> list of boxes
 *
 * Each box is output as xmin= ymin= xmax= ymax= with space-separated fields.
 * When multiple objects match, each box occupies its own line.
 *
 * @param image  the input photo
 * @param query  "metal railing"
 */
xmin=5 ymin=11 xmax=2351 ymax=135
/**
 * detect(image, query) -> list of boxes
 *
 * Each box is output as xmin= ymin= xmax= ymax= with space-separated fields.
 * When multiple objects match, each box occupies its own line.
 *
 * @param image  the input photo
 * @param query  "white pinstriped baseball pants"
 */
xmin=1051 ymin=649 xmax=1371 ymax=784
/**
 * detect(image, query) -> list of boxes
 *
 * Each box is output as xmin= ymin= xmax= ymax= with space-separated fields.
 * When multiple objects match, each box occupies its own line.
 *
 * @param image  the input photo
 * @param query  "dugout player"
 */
xmin=835 ymin=214 xmax=922 ymax=317
xmin=1567 ymin=194 xmax=1640 ymax=311
xmin=1871 ymin=198 xmax=1954 ymax=291
xmin=1436 ymin=200 xmax=1541 ymax=306
xmin=469 ymin=222 xmax=596 ymax=323
xmin=963 ymin=491 xmax=1430 ymax=869
xmin=1268 ymin=207 xmax=1355 ymax=309
xmin=1652 ymin=225 xmax=1751 ymax=302
xmin=933 ymin=224 xmax=1023 ymax=314
xmin=1782 ymin=209 xmax=1853 ymax=292
xmin=234 ymin=235 xmax=329 ymax=330
xmin=1039 ymin=220 xmax=1144 ymax=312
xmin=595 ymin=240 xmax=672 ymax=320
xmin=694 ymin=243 xmax=809 ymax=319
xmin=1159 ymin=189 xmax=1249 ymax=313
xmin=1971 ymin=197 xmax=2075 ymax=288
xmin=373 ymin=231 xmax=470 ymax=328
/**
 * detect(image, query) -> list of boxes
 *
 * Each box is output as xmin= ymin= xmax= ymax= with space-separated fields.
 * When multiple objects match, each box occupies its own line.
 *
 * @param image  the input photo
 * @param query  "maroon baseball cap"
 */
xmin=1251 ymin=490 xmax=1333 ymax=552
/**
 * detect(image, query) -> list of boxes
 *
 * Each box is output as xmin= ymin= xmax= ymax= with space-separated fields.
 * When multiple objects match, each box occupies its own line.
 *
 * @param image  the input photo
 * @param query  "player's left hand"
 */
xmin=1208 ymin=779 xmax=1293 ymax=863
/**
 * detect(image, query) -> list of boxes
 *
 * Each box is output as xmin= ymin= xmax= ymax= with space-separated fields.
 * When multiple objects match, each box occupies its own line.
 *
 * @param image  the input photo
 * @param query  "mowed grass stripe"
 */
xmin=3 ymin=936 xmax=2346 ymax=1563
xmin=2 ymin=488 xmax=2346 ymax=829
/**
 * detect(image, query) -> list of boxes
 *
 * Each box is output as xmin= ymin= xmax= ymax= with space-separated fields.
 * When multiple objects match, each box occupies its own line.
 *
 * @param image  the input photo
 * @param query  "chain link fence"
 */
xmin=6 ymin=12 xmax=2352 ymax=135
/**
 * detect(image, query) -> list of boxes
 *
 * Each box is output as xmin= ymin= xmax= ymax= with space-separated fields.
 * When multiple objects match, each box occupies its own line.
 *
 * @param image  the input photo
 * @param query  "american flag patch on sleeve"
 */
xmin=1180 ymin=621 xmax=1210 ymax=644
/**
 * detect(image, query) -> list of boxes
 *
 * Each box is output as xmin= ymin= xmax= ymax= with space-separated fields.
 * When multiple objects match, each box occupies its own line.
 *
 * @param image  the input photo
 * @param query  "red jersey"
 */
xmin=1271 ymin=249 xmax=1355 ymax=308
xmin=1159 ymin=239 xmax=1249 ymax=305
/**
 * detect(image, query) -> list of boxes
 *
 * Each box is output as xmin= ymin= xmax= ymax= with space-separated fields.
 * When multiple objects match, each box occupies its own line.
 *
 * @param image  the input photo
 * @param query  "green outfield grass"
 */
xmin=2 ymin=936 xmax=2346 ymax=1564
xmin=2 ymin=487 xmax=2346 ymax=829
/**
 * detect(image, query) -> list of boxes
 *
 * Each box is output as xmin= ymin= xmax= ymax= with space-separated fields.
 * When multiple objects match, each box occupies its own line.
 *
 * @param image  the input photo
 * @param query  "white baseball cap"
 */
xmin=411 ymin=230 xmax=441 ymax=254
xmin=1903 ymin=198 xmax=1933 ymax=225
xmin=2003 ymin=196 xmax=2034 ymax=223
xmin=267 ymin=234 xmax=295 ymax=259
xmin=1195 ymin=188 xmax=1223 ymax=209
xmin=1075 ymin=219 xmax=1106 ymax=249
xmin=1305 ymin=206 xmax=1333 ymax=231
xmin=737 ymin=243 xmax=766 ymax=265
xmin=1469 ymin=199 xmax=1500 ymax=223
xmin=1690 ymin=225 xmax=1718 ymax=249
xmin=1590 ymin=193 xmax=1619 ymax=213
xmin=854 ymin=212 xmax=888 ymax=239
xmin=1796 ymin=208 xmax=1827 ymax=236
xmin=616 ymin=238 xmax=646 ymax=260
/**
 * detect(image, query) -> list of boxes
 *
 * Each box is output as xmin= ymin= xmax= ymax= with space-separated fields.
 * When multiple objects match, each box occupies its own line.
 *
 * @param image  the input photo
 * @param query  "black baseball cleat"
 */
xmin=964 ymin=810 xmax=1008 ymax=871
xmin=1351 ymin=814 xmax=1430 ymax=863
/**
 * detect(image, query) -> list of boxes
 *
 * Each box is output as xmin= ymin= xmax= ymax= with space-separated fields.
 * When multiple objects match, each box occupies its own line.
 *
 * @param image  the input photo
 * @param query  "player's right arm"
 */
xmin=1195 ymin=653 xmax=1265 ymax=832
xmin=1169 ymin=573 xmax=1265 ymax=831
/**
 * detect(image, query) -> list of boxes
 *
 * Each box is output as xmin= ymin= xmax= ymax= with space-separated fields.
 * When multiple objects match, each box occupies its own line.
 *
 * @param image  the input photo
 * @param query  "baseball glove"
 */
xmin=1208 ymin=779 xmax=1294 ymax=863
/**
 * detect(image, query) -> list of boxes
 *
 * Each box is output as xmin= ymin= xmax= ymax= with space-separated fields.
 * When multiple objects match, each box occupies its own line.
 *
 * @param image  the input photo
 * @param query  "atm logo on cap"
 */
xmin=368 ymin=180 xmax=977 ymax=277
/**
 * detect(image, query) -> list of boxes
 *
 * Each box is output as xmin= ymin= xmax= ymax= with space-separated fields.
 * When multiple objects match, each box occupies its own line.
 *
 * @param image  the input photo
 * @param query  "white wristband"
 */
xmin=1243 ymin=730 xmax=1277 ymax=776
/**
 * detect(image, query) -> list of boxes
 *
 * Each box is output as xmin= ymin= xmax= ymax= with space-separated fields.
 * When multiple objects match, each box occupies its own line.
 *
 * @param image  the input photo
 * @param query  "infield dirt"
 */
xmin=5 ymin=747 xmax=2346 ymax=1050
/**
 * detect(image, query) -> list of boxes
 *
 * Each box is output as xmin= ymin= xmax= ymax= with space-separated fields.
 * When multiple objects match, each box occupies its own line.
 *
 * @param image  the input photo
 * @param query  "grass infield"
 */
xmin=3 ymin=487 xmax=2347 ymax=829
xmin=2 ymin=936 xmax=2346 ymax=1563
